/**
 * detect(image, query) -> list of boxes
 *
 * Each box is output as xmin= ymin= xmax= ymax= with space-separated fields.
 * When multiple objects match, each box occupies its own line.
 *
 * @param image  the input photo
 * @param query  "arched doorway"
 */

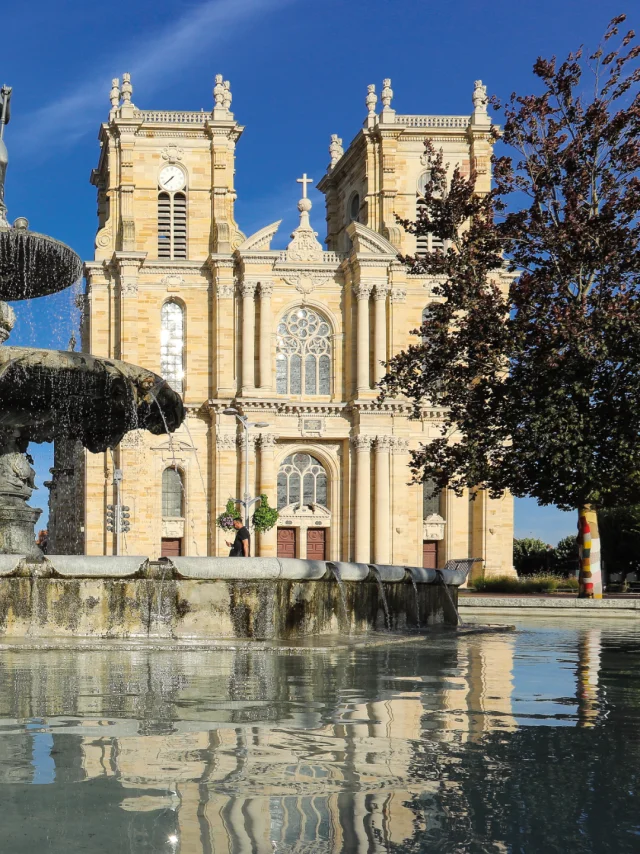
xmin=276 ymin=452 xmax=331 ymax=560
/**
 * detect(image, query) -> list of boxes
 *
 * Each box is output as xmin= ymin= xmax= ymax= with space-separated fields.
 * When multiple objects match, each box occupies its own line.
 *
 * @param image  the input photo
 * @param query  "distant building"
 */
xmin=49 ymin=74 xmax=513 ymax=574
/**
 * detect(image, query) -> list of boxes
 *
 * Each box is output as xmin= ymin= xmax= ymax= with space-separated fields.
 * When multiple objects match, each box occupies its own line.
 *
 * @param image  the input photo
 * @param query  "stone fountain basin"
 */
xmin=0 ymin=346 xmax=184 ymax=451
xmin=0 ymin=228 xmax=83 ymax=300
xmin=0 ymin=557 xmax=464 ymax=639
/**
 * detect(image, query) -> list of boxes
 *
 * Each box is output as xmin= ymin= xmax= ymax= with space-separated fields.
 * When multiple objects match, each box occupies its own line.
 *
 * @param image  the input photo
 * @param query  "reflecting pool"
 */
xmin=0 ymin=619 xmax=639 ymax=853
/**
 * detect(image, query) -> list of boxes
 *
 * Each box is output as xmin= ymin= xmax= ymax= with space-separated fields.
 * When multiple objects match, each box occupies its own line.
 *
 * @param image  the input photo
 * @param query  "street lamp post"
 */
xmin=223 ymin=408 xmax=270 ymax=529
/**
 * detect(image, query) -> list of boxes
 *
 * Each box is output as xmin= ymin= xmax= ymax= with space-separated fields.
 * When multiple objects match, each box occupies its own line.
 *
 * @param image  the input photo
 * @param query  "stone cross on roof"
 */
xmin=297 ymin=173 xmax=313 ymax=199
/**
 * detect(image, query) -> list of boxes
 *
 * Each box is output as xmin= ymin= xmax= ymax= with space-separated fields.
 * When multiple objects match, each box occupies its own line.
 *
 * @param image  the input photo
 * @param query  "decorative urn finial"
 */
xmin=329 ymin=134 xmax=343 ymax=169
xmin=366 ymin=84 xmax=377 ymax=117
xmin=381 ymin=78 xmax=393 ymax=110
xmin=213 ymin=74 xmax=225 ymax=108
xmin=109 ymin=78 xmax=121 ymax=111
xmin=471 ymin=79 xmax=490 ymax=125
xmin=121 ymin=72 xmax=133 ymax=104
xmin=222 ymin=80 xmax=232 ymax=112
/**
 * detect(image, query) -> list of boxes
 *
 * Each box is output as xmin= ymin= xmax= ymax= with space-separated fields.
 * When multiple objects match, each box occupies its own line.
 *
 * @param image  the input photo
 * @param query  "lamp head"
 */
xmin=223 ymin=408 xmax=239 ymax=416
xmin=255 ymin=421 xmax=270 ymax=428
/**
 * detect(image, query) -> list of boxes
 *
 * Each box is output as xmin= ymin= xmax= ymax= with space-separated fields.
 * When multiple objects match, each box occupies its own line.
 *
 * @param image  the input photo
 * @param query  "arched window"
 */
xmin=349 ymin=192 xmax=360 ymax=223
xmin=416 ymin=171 xmax=443 ymax=257
xmin=160 ymin=301 xmax=184 ymax=394
xmin=277 ymin=453 xmax=328 ymax=510
xmin=423 ymin=478 xmax=440 ymax=518
xmin=158 ymin=191 xmax=187 ymax=259
xmin=162 ymin=467 xmax=184 ymax=517
xmin=276 ymin=308 xmax=331 ymax=396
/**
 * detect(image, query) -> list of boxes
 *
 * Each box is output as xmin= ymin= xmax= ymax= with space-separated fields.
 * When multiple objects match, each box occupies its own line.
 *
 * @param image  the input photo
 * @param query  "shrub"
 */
xmin=473 ymin=573 xmax=578 ymax=594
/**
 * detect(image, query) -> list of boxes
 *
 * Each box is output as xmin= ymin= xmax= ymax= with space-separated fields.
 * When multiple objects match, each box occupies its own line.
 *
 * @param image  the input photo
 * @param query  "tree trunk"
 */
xmin=578 ymin=505 xmax=603 ymax=599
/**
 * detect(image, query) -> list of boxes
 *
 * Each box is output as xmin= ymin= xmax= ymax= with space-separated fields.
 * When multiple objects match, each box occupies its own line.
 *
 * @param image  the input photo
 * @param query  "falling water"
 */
xmin=436 ymin=569 xmax=464 ymax=627
xmin=328 ymin=564 xmax=349 ymax=631
xmin=371 ymin=568 xmax=391 ymax=631
xmin=410 ymin=573 xmax=421 ymax=629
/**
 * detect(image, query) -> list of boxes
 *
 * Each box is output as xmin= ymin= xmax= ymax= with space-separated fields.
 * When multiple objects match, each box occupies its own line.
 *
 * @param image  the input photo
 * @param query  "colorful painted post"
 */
xmin=578 ymin=506 xmax=603 ymax=599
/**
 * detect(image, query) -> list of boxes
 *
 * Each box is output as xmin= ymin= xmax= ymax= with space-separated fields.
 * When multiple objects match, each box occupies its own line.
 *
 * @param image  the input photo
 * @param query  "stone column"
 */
xmin=258 ymin=433 xmax=277 ymax=556
xmin=373 ymin=283 xmax=389 ymax=385
xmin=114 ymin=251 xmax=146 ymax=365
xmin=390 ymin=437 xmax=409 ymax=564
xmin=352 ymin=435 xmax=372 ymax=563
xmin=212 ymin=260 xmax=236 ymax=397
xmin=258 ymin=281 xmax=273 ymax=390
xmin=238 ymin=434 xmax=258 ymax=549
xmin=354 ymin=284 xmax=372 ymax=395
xmin=215 ymin=433 xmax=237 ymax=555
xmin=374 ymin=436 xmax=392 ymax=564
xmin=241 ymin=281 xmax=257 ymax=394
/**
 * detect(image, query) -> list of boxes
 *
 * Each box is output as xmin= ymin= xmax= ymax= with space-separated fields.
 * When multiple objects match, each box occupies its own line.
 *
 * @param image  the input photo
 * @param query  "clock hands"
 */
xmin=164 ymin=175 xmax=175 ymax=188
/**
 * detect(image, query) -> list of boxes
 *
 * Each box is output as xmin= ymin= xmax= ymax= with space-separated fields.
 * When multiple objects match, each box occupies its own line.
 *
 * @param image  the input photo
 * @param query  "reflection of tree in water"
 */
xmin=390 ymin=633 xmax=640 ymax=854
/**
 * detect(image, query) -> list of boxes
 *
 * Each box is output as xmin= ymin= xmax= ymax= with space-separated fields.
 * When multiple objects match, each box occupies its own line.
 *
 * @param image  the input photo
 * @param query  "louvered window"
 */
xmin=158 ymin=192 xmax=187 ymax=259
xmin=416 ymin=198 xmax=443 ymax=258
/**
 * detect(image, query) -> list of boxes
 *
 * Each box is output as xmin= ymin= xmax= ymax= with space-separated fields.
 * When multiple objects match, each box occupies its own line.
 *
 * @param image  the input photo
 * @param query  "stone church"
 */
xmin=48 ymin=72 xmax=514 ymax=574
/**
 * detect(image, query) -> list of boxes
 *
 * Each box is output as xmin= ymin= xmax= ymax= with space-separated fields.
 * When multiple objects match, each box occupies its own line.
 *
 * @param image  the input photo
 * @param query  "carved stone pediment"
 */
xmin=278 ymin=503 xmax=331 ymax=526
xmin=237 ymin=220 xmax=281 ymax=252
xmin=423 ymin=513 xmax=446 ymax=541
xmin=346 ymin=222 xmax=397 ymax=257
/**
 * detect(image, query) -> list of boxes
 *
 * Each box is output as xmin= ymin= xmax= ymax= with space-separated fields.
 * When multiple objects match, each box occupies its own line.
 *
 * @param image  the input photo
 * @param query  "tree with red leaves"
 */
xmin=379 ymin=15 xmax=640 ymax=598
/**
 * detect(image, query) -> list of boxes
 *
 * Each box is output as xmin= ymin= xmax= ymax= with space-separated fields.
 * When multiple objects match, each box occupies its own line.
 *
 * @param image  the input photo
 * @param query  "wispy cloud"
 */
xmin=12 ymin=0 xmax=298 ymax=156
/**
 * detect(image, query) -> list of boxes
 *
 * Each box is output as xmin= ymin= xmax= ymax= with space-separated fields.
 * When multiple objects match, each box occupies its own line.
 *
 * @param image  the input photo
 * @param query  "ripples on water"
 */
xmin=0 ymin=618 xmax=638 ymax=853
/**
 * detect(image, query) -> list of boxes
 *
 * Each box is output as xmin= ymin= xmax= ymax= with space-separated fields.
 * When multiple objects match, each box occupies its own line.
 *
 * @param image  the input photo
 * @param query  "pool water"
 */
xmin=0 ymin=619 xmax=638 ymax=853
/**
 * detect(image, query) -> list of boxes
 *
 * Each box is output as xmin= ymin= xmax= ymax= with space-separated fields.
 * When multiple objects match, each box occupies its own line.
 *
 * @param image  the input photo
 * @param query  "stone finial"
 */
xmin=223 ymin=80 xmax=232 ymax=111
xmin=121 ymin=72 xmax=133 ymax=105
xmin=109 ymin=78 xmax=120 ymax=110
xmin=366 ymin=84 xmax=377 ymax=117
xmin=471 ymin=79 xmax=490 ymax=125
xmin=329 ymin=134 xmax=343 ymax=169
xmin=381 ymin=78 xmax=393 ymax=110
xmin=285 ymin=173 xmax=323 ymax=263
xmin=213 ymin=74 xmax=225 ymax=107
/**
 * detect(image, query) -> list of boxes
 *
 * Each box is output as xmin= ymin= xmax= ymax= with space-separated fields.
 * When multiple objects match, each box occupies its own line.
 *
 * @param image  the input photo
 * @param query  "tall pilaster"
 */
xmin=211 ymin=260 xmax=236 ymax=398
xmin=238 ymin=433 xmax=258 ymax=555
xmin=352 ymin=435 xmax=372 ymax=563
xmin=374 ymin=436 xmax=392 ymax=564
xmin=114 ymin=251 xmax=146 ymax=365
xmin=258 ymin=281 xmax=273 ymax=390
xmin=215 ymin=432 xmax=237 ymax=555
xmin=354 ymin=283 xmax=372 ymax=395
xmin=373 ymin=283 xmax=389 ymax=385
xmin=258 ymin=433 xmax=277 ymax=556
xmin=390 ymin=437 xmax=409 ymax=564
xmin=241 ymin=281 xmax=257 ymax=394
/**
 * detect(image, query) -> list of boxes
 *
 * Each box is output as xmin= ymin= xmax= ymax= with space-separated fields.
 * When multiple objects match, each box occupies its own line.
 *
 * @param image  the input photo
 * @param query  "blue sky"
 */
xmin=4 ymin=0 xmax=621 ymax=540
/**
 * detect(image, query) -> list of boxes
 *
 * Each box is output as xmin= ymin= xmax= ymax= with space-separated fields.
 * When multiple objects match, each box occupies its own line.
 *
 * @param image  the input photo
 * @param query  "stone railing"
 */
xmin=396 ymin=115 xmax=469 ymax=129
xmin=133 ymin=110 xmax=208 ymax=124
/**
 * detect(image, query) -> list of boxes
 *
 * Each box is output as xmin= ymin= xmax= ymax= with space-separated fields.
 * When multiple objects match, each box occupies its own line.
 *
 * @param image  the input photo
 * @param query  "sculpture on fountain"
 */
xmin=0 ymin=85 xmax=185 ymax=557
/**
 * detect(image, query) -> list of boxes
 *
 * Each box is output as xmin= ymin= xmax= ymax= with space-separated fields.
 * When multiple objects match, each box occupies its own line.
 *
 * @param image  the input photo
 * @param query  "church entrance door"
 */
xmin=307 ymin=528 xmax=326 ymax=561
xmin=162 ymin=537 xmax=182 ymax=558
xmin=277 ymin=527 xmax=296 ymax=558
xmin=423 ymin=540 xmax=437 ymax=569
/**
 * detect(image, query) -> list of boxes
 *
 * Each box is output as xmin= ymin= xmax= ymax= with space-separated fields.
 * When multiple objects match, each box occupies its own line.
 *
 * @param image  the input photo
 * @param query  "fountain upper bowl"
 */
xmin=0 ymin=346 xmax=185 ymax=452
xmin=0 ymin=227 xmax=83 ymax=301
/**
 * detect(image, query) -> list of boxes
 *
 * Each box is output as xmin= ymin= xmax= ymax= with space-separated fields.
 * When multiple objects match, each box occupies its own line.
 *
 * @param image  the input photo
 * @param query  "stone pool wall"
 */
xmin=0 ymin=556 xmax=463 ymax=639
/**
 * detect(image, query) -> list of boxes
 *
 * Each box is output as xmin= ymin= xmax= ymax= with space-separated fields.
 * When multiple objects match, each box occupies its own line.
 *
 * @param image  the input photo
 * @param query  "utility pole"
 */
xmin=106 ymin=468 xmax=130 ymax=555
xmin=223 ymin=408 xmax=270 ymax=529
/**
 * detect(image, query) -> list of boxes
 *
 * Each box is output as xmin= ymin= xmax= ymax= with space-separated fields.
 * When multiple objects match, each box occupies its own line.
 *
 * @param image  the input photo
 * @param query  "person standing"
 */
xmin=226 ymin=518 xmax=250 ymax=557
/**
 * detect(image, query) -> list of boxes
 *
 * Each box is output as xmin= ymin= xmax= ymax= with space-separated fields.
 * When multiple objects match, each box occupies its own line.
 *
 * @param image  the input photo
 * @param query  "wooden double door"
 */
xmin=277 ymin=527 xmax=327 ymax=560
xmin=423 ymin=540 xmax=438 ymax=569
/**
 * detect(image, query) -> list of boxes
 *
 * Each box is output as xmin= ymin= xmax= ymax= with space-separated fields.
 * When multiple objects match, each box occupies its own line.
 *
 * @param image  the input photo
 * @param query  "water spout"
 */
xmin=410 ymin=572 xmax=421 ymax=629
xmin=328 ymin=563 xmax=349 ymax=631
xmin=370 ymin=567 xmax=391 ymax=631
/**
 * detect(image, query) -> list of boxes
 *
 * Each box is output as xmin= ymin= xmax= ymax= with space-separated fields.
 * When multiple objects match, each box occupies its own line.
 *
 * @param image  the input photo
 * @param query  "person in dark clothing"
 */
xmin=227 ymin=518 xmax=250 ymax=557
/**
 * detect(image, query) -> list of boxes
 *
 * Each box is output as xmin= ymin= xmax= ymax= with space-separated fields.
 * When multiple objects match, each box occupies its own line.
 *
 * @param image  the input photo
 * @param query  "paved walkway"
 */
xmin=459 ymin=593 xmax=640 ymax=616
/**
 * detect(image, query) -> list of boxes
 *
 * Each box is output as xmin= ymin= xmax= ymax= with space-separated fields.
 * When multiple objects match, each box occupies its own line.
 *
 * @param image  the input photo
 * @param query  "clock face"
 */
xmin=159 ymin=165 xmax=186 ymax=191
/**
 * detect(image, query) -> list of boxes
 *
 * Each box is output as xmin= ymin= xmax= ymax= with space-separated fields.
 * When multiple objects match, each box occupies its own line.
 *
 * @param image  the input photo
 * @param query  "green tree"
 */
xmin=553 ymin=534 xmax=580 ymax=575
xmin=513 ymin=537 xmax=549 ymax=574
xmin=379 ymin=16 xmax=640 ymax=599
xmin=598 ymin=505 xmax=640 ymax=575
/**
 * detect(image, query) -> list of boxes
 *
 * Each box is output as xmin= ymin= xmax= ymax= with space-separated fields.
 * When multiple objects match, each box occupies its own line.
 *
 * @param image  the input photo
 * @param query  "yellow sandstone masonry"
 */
xmin=48 ymin=76 xmax=514 ymax=576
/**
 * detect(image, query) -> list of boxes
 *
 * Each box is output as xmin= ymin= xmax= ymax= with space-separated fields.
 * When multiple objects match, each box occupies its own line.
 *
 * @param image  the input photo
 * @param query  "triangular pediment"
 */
xmin=346 ymin=222 xmax=398 ymax=257
xmin=237 ymin=221 xmax=281 ymax=252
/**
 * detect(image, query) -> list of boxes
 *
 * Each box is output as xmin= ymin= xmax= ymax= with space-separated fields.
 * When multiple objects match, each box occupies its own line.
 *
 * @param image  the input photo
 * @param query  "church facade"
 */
xmin=48 ymin=73 xmax=514 ymax=575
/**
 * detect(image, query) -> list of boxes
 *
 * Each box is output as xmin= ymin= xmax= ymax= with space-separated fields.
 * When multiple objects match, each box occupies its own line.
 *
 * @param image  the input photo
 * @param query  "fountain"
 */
xmin=0 ymin=85 xmax=184 ymax=557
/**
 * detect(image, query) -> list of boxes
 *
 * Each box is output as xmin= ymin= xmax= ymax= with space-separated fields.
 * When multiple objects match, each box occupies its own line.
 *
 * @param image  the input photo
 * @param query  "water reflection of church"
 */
xmin=49 ymin=73 xmax=513 ymax=574
xmin=0 ymin=632 xmax=534 ymax=853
